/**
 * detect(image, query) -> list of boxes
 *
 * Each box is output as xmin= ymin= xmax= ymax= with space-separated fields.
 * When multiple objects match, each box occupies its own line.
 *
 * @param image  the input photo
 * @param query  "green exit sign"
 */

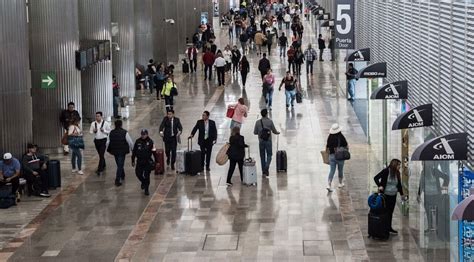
xmin=41 ymin=73 xmax=57 ymax=89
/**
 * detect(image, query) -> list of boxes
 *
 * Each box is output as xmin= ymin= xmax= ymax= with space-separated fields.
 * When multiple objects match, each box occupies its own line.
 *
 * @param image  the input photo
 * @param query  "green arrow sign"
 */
xmin=41 ymin=73 xmax=57 ymax=89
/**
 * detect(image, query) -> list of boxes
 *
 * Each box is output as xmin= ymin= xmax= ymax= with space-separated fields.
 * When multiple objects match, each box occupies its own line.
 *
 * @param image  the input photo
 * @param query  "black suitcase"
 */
xmin=47 ymin=160 xmax=61 ymax=189
xmin=368 ymin=211 xmax=389 ymax=240
xmin=182 ymin=60 xmax=190 ymax=73
xmin=276 ymin=136 xmax=287 ymax=172
xmin=296 ymin=91 xmax=303 ymax=103
xmin=185 ymin=138 xmax=202 ymax=176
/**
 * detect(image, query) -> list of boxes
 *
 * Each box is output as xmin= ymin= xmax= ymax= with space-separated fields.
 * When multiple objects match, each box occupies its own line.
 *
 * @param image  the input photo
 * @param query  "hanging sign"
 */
xmin=317 ymin=13 xmax=330 ymax=20
xmin=345 ymin=48 xmax=370 ymax=61
xmin=321 ymin=20 xmax=334 ymax=28
xmin=392 ymin=104 xmax=433 ymax=130
xmin=334 ymin=0 xmax=355 ymax=49
xmin=370 ymin=80 xmax=408 ymax=100
xmin=357 ymin=62 xmax=387 ymax=79
xmin=411 ymin=133 xmax=468 ymax=161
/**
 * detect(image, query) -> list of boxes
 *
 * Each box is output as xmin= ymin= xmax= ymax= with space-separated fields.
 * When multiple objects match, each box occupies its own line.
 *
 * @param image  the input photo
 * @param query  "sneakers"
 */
xmin=115 ymin=180 xmax=122 ymax=187
xmin=72 ymin=169 xmax=78 ymax=173
xmin=338 ymin=183 xmax=345 ymax=188
xmin=39 ymin=192 xmax=51 ymax=197
xmin=389 ymin=228 xmax=398 ymax=234
xmin=78 ymin=170 xmax=84 ymax=175
xmin=226 ymin=182 xmax=233 ymax=187
xmin=144 ymin=188 xmax=150 ymax=196
xmin=326 ymin=186 xmax=333 ymax=192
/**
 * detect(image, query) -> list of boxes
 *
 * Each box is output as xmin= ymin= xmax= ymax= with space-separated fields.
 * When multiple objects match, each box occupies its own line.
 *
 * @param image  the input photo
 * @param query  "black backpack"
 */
xmin=258 ymin=119 xmax=271 ymax=141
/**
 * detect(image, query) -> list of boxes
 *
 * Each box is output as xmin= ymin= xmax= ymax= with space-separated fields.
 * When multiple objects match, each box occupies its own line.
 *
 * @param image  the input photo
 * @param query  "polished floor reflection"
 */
xmin=0 ymin=19 xmax=427 ymax=262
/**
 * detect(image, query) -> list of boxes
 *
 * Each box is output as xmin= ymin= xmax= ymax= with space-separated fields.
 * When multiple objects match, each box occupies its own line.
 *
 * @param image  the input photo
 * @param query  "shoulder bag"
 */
xmin=335 ymin=136 xmax=350 ymax=161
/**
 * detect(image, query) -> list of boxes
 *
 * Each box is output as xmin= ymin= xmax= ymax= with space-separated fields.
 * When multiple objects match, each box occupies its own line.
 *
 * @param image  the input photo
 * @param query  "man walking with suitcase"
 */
xmin=159 ymin=110 xmax=183 ymax=171
xmin=253 ymin=109 xmax=280 ymax=177
xmin=132 ymin=129 xmax=156 ymax=196
xmin=189 ymin=111 xmax=217 ymax=172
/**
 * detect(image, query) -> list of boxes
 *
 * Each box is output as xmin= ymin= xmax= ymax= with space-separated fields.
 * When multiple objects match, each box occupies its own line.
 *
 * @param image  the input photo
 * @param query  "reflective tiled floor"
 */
xmin=1 ymin=18 xmax=426 ymax=262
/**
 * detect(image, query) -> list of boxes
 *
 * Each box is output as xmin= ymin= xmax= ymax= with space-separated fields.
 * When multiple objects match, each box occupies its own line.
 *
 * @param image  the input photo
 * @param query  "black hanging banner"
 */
xmin=370 ymin=80 xmax=408 ymax=99
xmin=392 ymin=104 xmax=433 ymax=130
xmin=321 ymin=20 xmax=334 ymax=28
xmin=411 ymin=133 xmax=468 ymax=161
xmin=357 ymin=62 xmax=387 ymax=79
xmin=317 ymin=13 xmax=330 ymax=20
xmin=345 ymin=48 xmax=370 ymax=61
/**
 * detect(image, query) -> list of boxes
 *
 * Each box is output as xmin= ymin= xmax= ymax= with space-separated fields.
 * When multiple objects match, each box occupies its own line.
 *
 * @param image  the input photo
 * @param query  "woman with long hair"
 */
xmin=239 ymin=55 xmax=250 ymax=88
xmin=263 ymin=68 xmax=275 ymax=110
xmin=374 ymin=159 xmax=406 ymax=234
xmin=230 ymin=97 xmax=248 ymax=129
xmin=67 ymin=117 xmax=84 ymax=175
xmin=325 ymin=123 xmax=348 ymax=192
xmin=226 ymin=126 xmax=248 ymax=186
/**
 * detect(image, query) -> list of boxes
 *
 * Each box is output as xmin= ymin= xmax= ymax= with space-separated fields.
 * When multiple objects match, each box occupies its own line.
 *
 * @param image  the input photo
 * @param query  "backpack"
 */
xmin=0 ymin=185 xmax=16 ymax=209
xmin=258 ymin=119 xmax=271 ymax=141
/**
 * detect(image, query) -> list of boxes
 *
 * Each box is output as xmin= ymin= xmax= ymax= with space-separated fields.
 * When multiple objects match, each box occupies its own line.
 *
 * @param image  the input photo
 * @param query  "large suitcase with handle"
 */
xmin=176 ymin=149 xmax=186 ymax=174
xmin=153 ymin=149 xmax=165 ymax=175
xmin=243 ymin=148 xmax=257 ymax=186
xmin=47 ymin=160 xmax=61 ymax=189
xmin=368 ymin=211 xmax=390 ymax=240
xmin=185 ymin=138 xmax=202 ymax=176
xmin=276 ymin=135 xmax=287 ymax=172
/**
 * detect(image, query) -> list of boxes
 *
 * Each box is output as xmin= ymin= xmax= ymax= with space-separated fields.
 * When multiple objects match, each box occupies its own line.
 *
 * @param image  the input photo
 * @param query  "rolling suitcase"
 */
xmin=47 ymin=160 xmax=61 ymax=189
xmin=153 ymin=149 xmax=165 ymax=175
xmin=368 ymin=211 xmax=389 ymax=240
xmin=176 ymin=149 xmax=186 ymax=174
xmin=182 ymin=59 xmax=190 ymax=73
xmin=276 ymin=135 xmax=287 ymax=172
xmin=185 ymin=138 xmax=202 ymax=176
xmin=243 ymin=148 xmax=257 ymax=186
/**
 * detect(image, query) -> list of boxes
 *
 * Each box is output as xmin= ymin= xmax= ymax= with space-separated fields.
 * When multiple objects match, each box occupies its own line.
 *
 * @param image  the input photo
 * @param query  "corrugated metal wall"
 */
xmin=79 ymin=0 xmax=113 ymax=121
xmin=152 ymin=0 xmax=166 ymax=63
xmin=134 ymin=0 xmax=153 ymax=66
xmin=111 ymin=0 xmax=136 ymax=98
xmin=0 ymin=0 xmax=33 ymax=156
xmin=30 ymin=0 xmax=82 ymax=149
xmin=164 ymin=1 xmax=179 ymax=63
xmin=353 ymin=0 xmax=474 ymax=164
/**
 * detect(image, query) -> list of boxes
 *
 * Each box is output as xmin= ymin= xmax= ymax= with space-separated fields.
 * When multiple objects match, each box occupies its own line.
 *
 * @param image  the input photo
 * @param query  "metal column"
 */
xmin=79 ymin=0 xmax=113 ymax=121
xmin=134 ymin=0 xmax=153 ymax=66
xmin=111 ymin=0 xmax=136 ymax=100
xmin=152 ymin=0 xmax=166 ymax=63
xmin=0 ymin=0 xmax=33 ymax=156
xmin=30 ymin=0 xmax=82 ymax=150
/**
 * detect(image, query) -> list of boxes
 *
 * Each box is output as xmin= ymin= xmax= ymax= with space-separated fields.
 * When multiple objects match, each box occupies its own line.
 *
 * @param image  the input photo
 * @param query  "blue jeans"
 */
xmin=259 ymin=140 xmax=272 ymax=173
xmin=328 ymin=154 xmax=345 ymax=183
xmin=266 ymin=87 xmax=274 ymax=107
xmin=70 ymin=146 xmax=82 ymax=170
xmin=347 ymin=79 xmax=356 ymax=99
xmin=280 ymin=46 xmax=286 ymax=57
xmin=285 ymin=89 xmax=296 ymax=107
xmin=114 ymin=154 xmax=126 ymax=182
xmin=235 ymin=27 xmax=242 ymax=38
xmin=230 ymin=120 xmax=242 ymax=129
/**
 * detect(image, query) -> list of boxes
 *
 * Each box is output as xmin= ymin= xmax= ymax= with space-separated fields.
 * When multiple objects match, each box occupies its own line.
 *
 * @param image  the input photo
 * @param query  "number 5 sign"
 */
xmin=334 ymin=0 xmax=354 ymax=49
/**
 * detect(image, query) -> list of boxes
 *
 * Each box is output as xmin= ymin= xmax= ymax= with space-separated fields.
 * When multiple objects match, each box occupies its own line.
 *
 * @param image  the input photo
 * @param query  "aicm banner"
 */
xmin=334 ymin=0 xmax=354 ymax=49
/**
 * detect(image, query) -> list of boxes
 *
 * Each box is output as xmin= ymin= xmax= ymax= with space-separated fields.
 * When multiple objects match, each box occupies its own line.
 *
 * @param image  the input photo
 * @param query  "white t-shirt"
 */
xmin=284 ymin=14 xmax=291 ymax=23
xmin=223 ymin=50 xmax=232 ymax=62
xmin=214 ymin=57 xmax=227 ymax=67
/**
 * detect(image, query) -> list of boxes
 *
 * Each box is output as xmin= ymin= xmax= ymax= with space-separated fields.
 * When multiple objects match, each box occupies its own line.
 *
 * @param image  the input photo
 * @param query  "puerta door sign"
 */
xmin=392 ymin=104 xmax=433 ymax=130
xmin=411 ymin=133 xmax=468 ymax=161
xmin=370 ymin=80 xmax=408 ymax=100
xmin=334 ymin=0 xmax=355 ymax=49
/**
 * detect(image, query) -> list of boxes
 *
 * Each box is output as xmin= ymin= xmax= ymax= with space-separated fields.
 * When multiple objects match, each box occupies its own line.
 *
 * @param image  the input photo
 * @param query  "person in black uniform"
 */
xmin=189 ymin=111 xmax=217 ymax=172
xmin=159 ymin=110 xmax=183 ymax=170
xmin=132 ymin=129 xmax=156 ymax=196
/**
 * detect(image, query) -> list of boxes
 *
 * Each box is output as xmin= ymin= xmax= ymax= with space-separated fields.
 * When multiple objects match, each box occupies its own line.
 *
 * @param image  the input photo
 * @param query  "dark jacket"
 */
xmin=374 ymin=168 xmax=403 ymax=195
xmin=108 ymin=128 xmax=130 ymax=155
xmin=60 ymin=110 xmax=81 ymax=129
xmin=240 ymin=60 xmax=250 ymax=73
xmin=132 ymin=137 xmax=155 ymax=165
xmin=318 ymin=38 xmax=326 ymax=49
xmin=191 ymin=119 xmax=217 ymax=146
xmin=227 ymin=134 xmax=247 ymax=161
xmin=159 ymin=116 xmax=183 ymax=142
xmin=231 ymin=49 xmax=241 ymax=64
xmin=326 ymin=132 xmax=348 ymax=154
xmin=258 ymin=58 xmax=271 ymax=74
xmin=22 ymin=153 xmax=48 ymax=174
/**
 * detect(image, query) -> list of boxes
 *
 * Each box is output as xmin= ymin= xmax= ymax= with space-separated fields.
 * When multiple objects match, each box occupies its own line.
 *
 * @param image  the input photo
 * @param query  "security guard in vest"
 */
xmin=131 ymin=129 xmax=156 ymax=195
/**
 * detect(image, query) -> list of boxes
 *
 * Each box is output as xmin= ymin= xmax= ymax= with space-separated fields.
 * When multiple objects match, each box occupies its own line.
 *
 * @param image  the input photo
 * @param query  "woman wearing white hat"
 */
xmin=326 ymin=123 xmax=349 ymax=192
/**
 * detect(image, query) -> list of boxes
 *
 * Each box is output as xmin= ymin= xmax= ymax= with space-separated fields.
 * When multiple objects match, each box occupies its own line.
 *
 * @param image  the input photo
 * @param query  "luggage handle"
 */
xmin=188 ymin=137 xmax=192 ymax=151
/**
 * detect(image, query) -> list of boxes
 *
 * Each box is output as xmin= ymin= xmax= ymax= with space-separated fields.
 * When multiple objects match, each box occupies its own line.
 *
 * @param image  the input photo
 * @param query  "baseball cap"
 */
xmin=3 ymin=153 xmax=12 ymax=160
xmin=141 ymin=129 xmax=148 ymax=135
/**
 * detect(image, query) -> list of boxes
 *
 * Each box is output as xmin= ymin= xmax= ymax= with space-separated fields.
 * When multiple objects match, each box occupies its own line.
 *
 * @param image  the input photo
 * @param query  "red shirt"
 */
xmin=202 ymin=52 xmax=216 ymax=65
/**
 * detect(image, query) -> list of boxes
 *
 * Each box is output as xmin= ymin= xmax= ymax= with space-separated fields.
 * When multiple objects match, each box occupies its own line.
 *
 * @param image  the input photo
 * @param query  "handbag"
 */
xmin=320 ymin=149 xmax=329 ymax=165
xmin=226 ymin=106 xmax=235 ymax=118
xmin=335 ymin=136 xmax=350 ymax=160
xmin=296 ymin=91 xmax=303 ymax=103
xmin=61 ymin=132 xmax=69 ymax=145
xmin=216 ymin=143 xmax=230 ymax=166
xmin=170 ymin=85 xmax=178 ymax=96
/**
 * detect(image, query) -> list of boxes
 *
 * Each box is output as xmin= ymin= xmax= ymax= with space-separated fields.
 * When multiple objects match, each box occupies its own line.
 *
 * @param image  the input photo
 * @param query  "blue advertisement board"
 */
xmin=459 ymin=168 xmax=474 ymax=261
